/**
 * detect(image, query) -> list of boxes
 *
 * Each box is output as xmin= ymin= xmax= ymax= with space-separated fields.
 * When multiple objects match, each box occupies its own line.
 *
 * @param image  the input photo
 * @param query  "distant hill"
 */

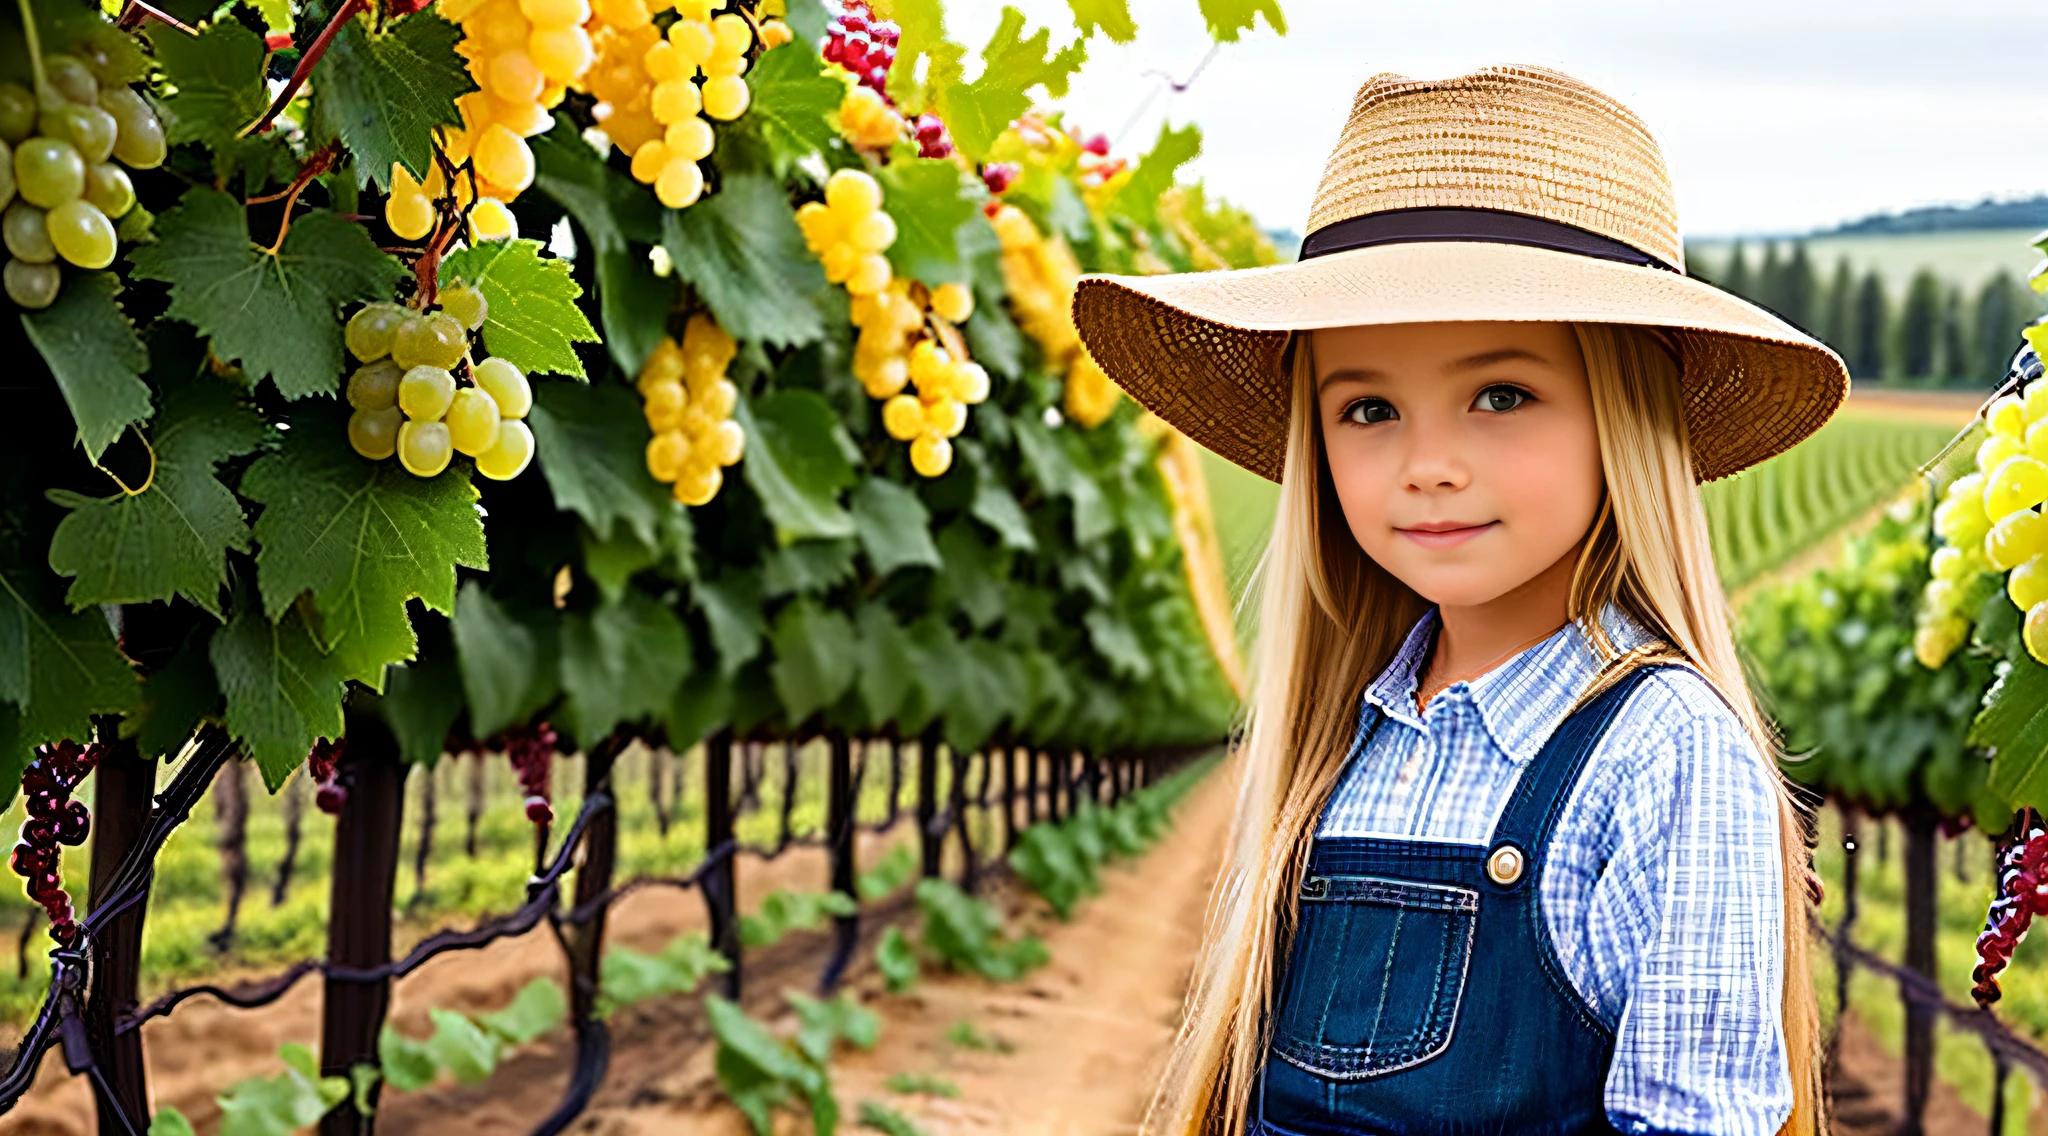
xmin=1821 ymin=196 xmax=2048 ymax=236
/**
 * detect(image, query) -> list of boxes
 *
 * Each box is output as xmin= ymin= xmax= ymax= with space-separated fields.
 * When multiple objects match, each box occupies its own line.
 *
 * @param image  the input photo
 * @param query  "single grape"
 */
xmin=1922 ymin=577 xmax=1957 ymax=614
xmin=701 ymin=75 xmax=750 ymax=121
xmin=645 ymin=428 xmax=691 ymax=481
xmin=664 ymin=114 xmax=714 ymax=162
xmin=924 ymin=395 xmax=966 ymax=438
xmin=909 ymin=432 xmax=951 ymax=477
xmin=705 ymin=418 xmax=745 ymax=465
xmin=1990 ymin=393 xmax=2026 ymax=440
xmin=695 ymin=377 xmax=737 ymax=419
xmin=0 ymin=140 xmax=13 ymax=211
xmin=346 ymin=359 xmax=404 ymax=410
xmin=446 ymin=387 xmax=503 ymax=455
xmin=487 ymin=49 xmax=547 ymax=103
xmin=702 ymin=51 xmax=746 ymax=79
xmin=440 ymin=283 xmax=489 ymax=331
xmin=711 ymin=12 xmax=751 ymax=56
xmin=476 ymin=419 xmax=535 ymax=480
xmin=2027 ymin=601 xmax=2048 ymax=666
xmin=473 ymin=356 xmax=531 ymax=418
xmin=1931 ymin=545 xmax=1970 ymax=581
xmin=643 ymin=378 xmax=686 ymax=430
xmin=529 ymin=25 xmax=595 ymax=85
xmin=348 ymin=405 xmax=402 ymax=460
xmin=391 ymin=312 xmax=468 ymax=370
xmin=930 ymin=281 xmax=973 ymax=323
xmin=953 ymin=361 xmax=990 ymax=404
xmin=820 ymin=241 xmax=858 ymax=283
xmin=1986 ymin=509 xmax=2048 ymax=571
xmin=15 ymin=137 xmax=86 ymax=208
xmin=651 ymin=80 xmax=702 ymax=123
xmin=520 ymin=0 xmax=586 ymax=27
xmin=1980 ymin=434 xmax=2023 ymax=478
xmin=44 ymin=55 xmax=100 ymax=106
xmin=825 ymin=168 xmax=882 ymax=215
xmin=1986 ymin=456 xmax=2048 ymax=519
xmin=467 ymin=197 xmax=518 ymax=241
xmin=83 ymin=162 xmax=133 ymax=219
xmin=882 ymin=393 xmax=923 ymax=441
xmin=630 ymin=138 xmax=670 ymax=184
xmin=3 ymin=258 xmax=59 ymax=309
xmin=654 ymin=158 xmax=703 ymax=209
xmin=398 ymin=365 xmax=457 ymax=421
xmin=40 ymin=104 xmax=117 ymax=164
xmin=4 ymin=201 xmax=55 ymax=263
xmin=0 ymin=83 xmax=34 ymax=144
xmin=46 ymin=199 xmax=114 ymax=269
xmin=671 ymin=458 xmax=721 ymax=505
xmin=472 ymin=125 xmax=536 ymax=196
xmin=847 ymin=210 xmax=896 ymax=254
xmin=669 ymin=19 xmax=715 ymax=66
xmin=2011 ymin=555 xmax=2048 ymax=612
xmin=345 ymin=302 xmax=410 ymax=361
xmin=100 ymin=88 xmax=165 ymax=169
xmin=397 ymin=420 xmax=454 ymax=478
xmin=385 ymin=187 xmax=434 ymax=241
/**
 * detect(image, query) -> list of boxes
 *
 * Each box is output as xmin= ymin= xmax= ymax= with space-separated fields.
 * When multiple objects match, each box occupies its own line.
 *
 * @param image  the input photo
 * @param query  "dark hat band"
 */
xmin=1298 ymin=206 xmax=1678 ymax=272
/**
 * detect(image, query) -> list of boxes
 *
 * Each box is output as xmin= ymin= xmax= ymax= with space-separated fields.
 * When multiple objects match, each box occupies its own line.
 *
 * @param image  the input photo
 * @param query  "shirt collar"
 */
xmin=1361 ymin=603 xmax=1659 ymax=765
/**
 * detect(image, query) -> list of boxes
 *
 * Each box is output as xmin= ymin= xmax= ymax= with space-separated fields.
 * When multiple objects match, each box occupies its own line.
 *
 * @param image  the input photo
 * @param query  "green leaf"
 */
xmin=130 ymin=189 xmax=406 ymax=399
xmin=452 ymin=583 xmax=559 ymax=738
xmin=739 ymin=43 xmax=845 ymax=174
xmin=48 ymin=372 xmax=270 ymax=615
xmin=440 ymin=240 xmax=598 ymax=380
xmin=873 ymin=925 xmax=920 ymax=994
xmin=970 ymin=471 xmax=1036 ymax=552
xmin=769 ymin=597 xmax=857 ymax=723
xmin=532 ymin=117 xmax=665 ymax=251
xmin=21 ymin=272 xmax=152 ymax=462
xmin=878 ymin=159 xmax=984 ymax=287
xmin=882 ymin=0 xmax=951 ymax=109
xmin=1084 ymin=607 xmax=1152 ymax=680
xmin=736 ymin=391 xmax=858 ymax=540
xmin=148 ymin=20 xmax=269 ymax=157
xmin=859 ymin=1099 xmax=927 ymax=1136
xmin=596 ymin=244 xmax=674 ymax=377
xmin=854 ymin=603 xmax=915 ymax=726
xmin=0 ymin=566 xmax=138 ymax=755
xmin=1067 ymin=0 xmax=1135 ymax=41
xmin=1198 ymin=0 xmax=1285 ymax=42
xmin=934 ymin=522 xmax=1006 ymax=629
xmin=1112 ymin=121 xmax=1201 ymax=229
xmin=476 ymin=977 xmax=567 ymax=1046
xmin=851 ymin=479 xmax=940 ymax=576
xmin=529 ymin=381 xmax=677 ymax=545
xmin=312 ymin=12 xmax=471 ymax=189
xmin=762 ymin=538 xmax=858 ymax=597
xmin=148 ymin=1107 xmax=197 ymax=1136
xmin=582 ymin=510 xmax=694 ymax=600
xmin=695 ymin=573 xmax=767 ymax=676
xmin=558 ymin=591 xmax=691 ymax=744
xmin=662 ymin=172 xmax=827 ymax=348
xmin=1977 ymin=656 xmax=2048 ymax=809
xmin=242 ymin=419 xmax=487 ymax=686
xmin=378 ymin=651 xmax=462 ymax=765
xmin=129 ymin=625 xmax=220 ymax=761
xmin=378 ymin=1023 xmax=439 ymax=1093
xmin=934 ymin=7 xmax=1087 ymax=161
xmin=210 ymin=596 xmax=344 ymax=792
xmin=424 ymin=1008 xmax=498 ymax=1084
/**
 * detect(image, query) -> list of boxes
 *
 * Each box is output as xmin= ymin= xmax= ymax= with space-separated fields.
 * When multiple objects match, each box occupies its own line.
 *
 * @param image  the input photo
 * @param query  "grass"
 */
xmin=1691 ymin=229 xmax=2046 ymax=299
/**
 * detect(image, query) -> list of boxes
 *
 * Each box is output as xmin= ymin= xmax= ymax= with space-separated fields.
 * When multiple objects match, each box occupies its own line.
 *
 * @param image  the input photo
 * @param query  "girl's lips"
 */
xmin=1395 ymin=521 xmax=1497 ymax=549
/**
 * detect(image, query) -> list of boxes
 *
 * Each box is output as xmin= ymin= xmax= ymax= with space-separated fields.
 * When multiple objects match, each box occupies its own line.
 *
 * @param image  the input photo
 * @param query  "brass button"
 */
xmin=1486 ymin=844 xmax=1524 ymax=886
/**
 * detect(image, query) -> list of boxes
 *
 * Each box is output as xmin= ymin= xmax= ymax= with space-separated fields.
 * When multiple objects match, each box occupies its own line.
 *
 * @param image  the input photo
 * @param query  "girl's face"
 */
xmin=1314 ymin=321 xmax=1605 ymax=610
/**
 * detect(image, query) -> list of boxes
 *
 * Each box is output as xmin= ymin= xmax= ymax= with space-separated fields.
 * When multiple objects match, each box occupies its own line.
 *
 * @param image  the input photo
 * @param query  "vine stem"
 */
xmin=15 ymin=0 xmax=49 ymax=105
xmin=239 ymin=0 xmax=368 ymax=138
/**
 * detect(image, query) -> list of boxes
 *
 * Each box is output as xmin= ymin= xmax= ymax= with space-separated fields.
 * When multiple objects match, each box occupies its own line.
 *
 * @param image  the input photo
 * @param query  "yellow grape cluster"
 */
xmin=626 ymin=0 xmax=755 ymax=209
xmin=879 ymin=331 xmax=987 ymax=478
xmin=988 ymin=203 xmax=1118 ymax=427
xmin=382 ymin=131 xmax=521 ymax=244
xmin=836 ymin=85 xmax=899 ymax=150
xmin=1918 ymin=378 xmax=2048 ymax=667
xmin=342 ymin=284 xmax=535 ymax=481
xmin=639 ymin=313 xmax=747 ymax=505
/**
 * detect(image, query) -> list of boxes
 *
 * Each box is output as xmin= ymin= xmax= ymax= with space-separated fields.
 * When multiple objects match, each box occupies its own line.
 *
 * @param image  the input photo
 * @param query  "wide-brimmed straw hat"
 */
xmin=1070 ymin=65 xmax=1849 ymax=484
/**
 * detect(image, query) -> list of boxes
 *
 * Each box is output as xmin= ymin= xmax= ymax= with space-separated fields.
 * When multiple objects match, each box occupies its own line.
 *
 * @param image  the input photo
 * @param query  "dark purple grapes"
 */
xmin=308 ymin=737 xmax=348 ymax=815
xmin=10 ymin=740 xmax=102 ymax=945
xmin=502 ymin=722 xmax=559 ymax=825
xmin=1973 ymin=809 xmax=2048 ymax=1006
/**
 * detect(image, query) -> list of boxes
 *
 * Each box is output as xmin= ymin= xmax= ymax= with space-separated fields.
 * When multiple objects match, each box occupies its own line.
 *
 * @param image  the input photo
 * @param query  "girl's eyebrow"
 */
xmin=1317 ymin=347 xmax=1554 ymax=389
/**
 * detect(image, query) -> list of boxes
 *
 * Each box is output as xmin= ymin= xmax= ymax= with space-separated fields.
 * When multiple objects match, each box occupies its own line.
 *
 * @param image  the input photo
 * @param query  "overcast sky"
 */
xmin=949 ymin=0 xmax=2048 ymax=240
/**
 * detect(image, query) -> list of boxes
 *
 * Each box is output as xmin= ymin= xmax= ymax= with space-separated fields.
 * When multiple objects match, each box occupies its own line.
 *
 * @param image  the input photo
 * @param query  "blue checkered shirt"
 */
xmin=1316 ymin=607 xmax=1790 ymax=1136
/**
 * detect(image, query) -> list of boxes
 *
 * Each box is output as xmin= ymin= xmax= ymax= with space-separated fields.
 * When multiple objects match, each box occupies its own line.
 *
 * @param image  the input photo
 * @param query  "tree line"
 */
xmin=1690 ymin=241 xmax=2044 ymax=387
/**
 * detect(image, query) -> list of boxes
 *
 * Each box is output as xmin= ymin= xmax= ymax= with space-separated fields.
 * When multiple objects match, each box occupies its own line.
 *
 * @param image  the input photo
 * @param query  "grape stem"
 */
xmin=14 ymin=0 xmax=48 ymax=105
xmin=240 ymin=0 xmax=369 ymax=138
xmin=255 ymin=140 xmax=342 ymax=252
xmin=113 ymin=0 xmax=198 ymax=36
xmin=93 ymin=428 xmax=157 ymax=497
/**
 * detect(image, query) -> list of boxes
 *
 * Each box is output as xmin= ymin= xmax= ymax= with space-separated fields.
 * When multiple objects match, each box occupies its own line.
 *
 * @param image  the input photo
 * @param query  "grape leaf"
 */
xmin=769 ymin=597 xmax=856 ymax=723
xmin=1112 ymin=121 xmax=1202 ymax=229
xmin=581 ymin=508 xmax=695 ymax=600
xmin=737 ymin=43 xmax=844 ymax=174
xmin=946 ymin=637 xmax=1018 ymax=753
xmin=854 ymin=602 xmax=916 ymax=727
xmin=970 ymin=469 xmax=1036 ymax=552
xmin=1197 ymin=0 xmax=1285 ymax=42
xmin=851 ymin=478 xmax=940 ymax=576
xmin=934 ymin=7 xmax=1087 ymax=161
xmin=532 ymin=117 xmax=665 ymax=251
xmin=209 ymin=594 xmax=344 ymax=791
xmin=882 ymin=0 xmax=952 ymax=110
xmin=761 ymin=538 xmax=857 ymax=597
xmin=1084 ymin=606 xmax=1151 ymax=679
xmin=148 ymin=20 xmax=270 ymax=157
xmin=528 ymin=381 xmax=676 ymax=545
xmin=0 ymin=565 xmax=139 ymax=754
xmin=1067 ymin=0 xmax=1136 ymax=42
xmin=48 ymin=372 xmax=271 ymax=616
xmin=21 ymin=273 xmax=153 ymax=463
xmin=694 ymin=572 xmax=766 ymax=676
xmin=242 ymin=418 xmax=487 ymax=688
xmin=128 ymin=625 xmax=222 ymax=762
xmin=558 ymin=591 xmax=690 ymax=745
xmin=1975 ymin=655 xmax=2048 ymax=810
xmin=661 ymin=172 xmax=827 ymax=348
xmin=311 ymin=12 xmax=471 ymax=189
xmin=130 ymin=189 xmax=406 ymax=399
xmin=378 ymin=651 xmax=462 ymax=765
xmin=735 ymin=391 xmax=858 ymax=540
xmin=440 ymin=240 xmax=598 ymax=380
xmin=452 ymin=582 xmax=559 ymax=738
xmin=596 ymin=245 xmax=673 ymax=378
xmin=878 ymin=159 xmax=984 ymax=287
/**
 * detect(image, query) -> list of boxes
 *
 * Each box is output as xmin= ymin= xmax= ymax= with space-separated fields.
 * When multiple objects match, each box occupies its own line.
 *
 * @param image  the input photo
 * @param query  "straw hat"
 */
xmin=1070 ymin=65 xmax=1848 ymax=484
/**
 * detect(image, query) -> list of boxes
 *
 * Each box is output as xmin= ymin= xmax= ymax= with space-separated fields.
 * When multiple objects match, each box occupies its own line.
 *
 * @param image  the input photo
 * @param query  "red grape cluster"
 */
xmin=823 ymin=1 xmax=898 ymax=96
xmin=309 ymin=737 xmax=347 ymax=815
xmin=981 ymin=162 xmax=1019 ymax=196
xmin=504 ymin=722 xmax=560 ymax=823
xmin=1972 ymin=808 xmax=2047 ymax=1006
xmin=10 ymin=741 xmax=101 ymax=946
xmin=912 ymin=113 xmax=953 ymax=159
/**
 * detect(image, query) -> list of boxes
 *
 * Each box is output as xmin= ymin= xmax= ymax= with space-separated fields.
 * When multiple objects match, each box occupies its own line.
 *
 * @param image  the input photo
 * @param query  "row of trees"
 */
xmin=1693 ymin=241 xmax=2042 ymax=386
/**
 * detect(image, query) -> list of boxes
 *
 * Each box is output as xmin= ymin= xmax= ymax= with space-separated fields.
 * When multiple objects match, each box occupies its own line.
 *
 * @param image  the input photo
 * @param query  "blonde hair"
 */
xmin=1144 ymin=322 xmax=1821 ymax=1136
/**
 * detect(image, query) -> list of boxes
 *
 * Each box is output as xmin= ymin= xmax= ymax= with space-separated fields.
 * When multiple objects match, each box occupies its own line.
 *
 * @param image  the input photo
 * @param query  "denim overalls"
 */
xmin=1254 ymin=667 xmax=1657 ymax=1136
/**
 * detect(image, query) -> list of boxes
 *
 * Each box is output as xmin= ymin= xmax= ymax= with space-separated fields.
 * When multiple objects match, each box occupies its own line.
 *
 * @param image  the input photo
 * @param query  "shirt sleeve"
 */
xmin=1596 ymin=671 xmax=1793 ymax=1136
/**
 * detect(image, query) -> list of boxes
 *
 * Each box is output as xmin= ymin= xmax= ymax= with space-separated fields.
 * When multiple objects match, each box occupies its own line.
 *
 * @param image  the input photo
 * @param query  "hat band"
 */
xmin=1298 ymin=206 xmax=1676 ymax=272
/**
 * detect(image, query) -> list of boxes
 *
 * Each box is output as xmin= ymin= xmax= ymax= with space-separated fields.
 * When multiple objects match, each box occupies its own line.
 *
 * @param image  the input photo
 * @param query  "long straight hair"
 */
xmin=1143 ymin=322 xmax=1822 ymax=1136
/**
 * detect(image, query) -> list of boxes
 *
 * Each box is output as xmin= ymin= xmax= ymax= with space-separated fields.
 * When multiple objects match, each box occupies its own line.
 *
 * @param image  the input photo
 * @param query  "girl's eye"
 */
xmin=1344 ymin=399 xmax=1397 ymax=425
xmin=1473 ymin=385 xmax=1529 ymax=413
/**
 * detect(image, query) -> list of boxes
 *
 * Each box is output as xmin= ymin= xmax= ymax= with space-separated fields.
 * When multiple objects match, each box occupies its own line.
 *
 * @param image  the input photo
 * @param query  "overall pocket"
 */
xmin=1269 ymin=874 xmax=1478 ymax=1080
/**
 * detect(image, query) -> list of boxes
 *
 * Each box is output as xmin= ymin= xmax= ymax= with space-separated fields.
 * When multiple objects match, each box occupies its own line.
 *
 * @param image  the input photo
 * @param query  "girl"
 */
xmin=1072 ymin=67 xmax=1848 ymax=1136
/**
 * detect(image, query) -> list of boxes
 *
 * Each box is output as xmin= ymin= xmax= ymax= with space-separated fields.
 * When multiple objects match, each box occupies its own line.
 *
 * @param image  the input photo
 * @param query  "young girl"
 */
xmin=1072 ymin=67 xmax=1848 ymax=1136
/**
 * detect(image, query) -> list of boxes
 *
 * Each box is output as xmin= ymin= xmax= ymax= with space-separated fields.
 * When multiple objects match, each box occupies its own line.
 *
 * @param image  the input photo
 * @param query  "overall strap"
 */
xmin=1488 ymin=664 xmax=1662 ymax=867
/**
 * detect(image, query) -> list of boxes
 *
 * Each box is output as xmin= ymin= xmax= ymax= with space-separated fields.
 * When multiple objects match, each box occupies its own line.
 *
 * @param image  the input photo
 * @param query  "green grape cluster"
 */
xmin=1918 ymin=379 xmax=2048 ymax=667
xmin=2 ymin=52 xmax=164 ymax=310
xmin=342 ymin=283 xmax=535 ymax=481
